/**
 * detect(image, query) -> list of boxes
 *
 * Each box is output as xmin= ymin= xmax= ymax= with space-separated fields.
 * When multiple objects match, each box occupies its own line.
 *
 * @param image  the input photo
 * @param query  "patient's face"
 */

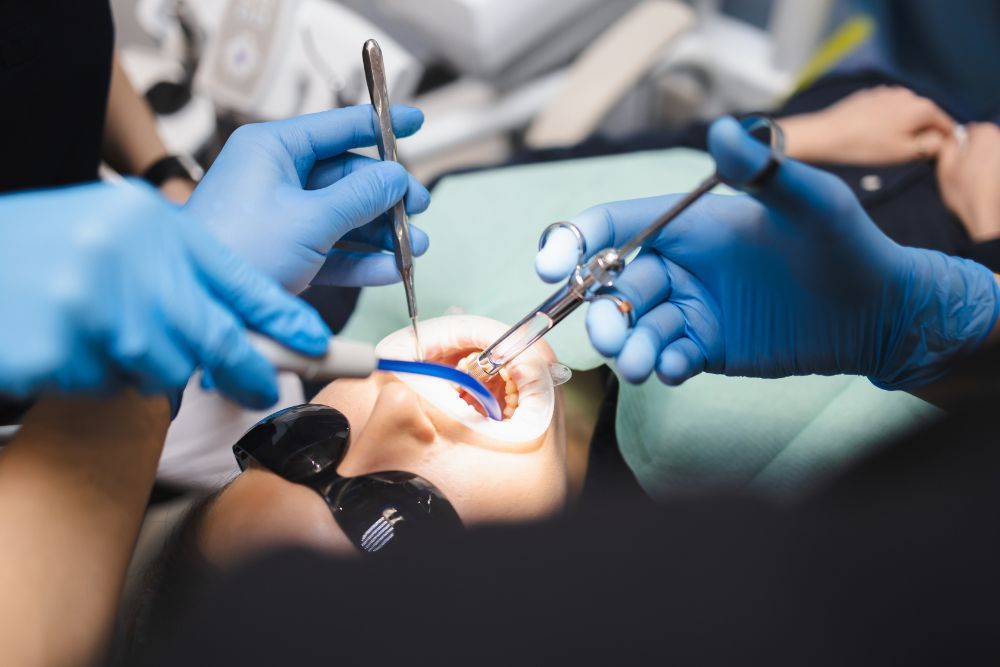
xmin=200 ymin=316 xmax=567 ymax=564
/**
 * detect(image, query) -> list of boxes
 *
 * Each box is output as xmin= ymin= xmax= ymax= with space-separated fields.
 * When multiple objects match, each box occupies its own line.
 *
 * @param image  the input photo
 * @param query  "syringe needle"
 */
xmin=411 ymin=316 xmax=423 ymax=362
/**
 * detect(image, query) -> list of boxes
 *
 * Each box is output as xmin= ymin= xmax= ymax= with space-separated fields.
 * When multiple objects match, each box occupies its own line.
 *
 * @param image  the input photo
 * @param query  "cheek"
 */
xmin=429 ymin=445 xmax=568 ymax=525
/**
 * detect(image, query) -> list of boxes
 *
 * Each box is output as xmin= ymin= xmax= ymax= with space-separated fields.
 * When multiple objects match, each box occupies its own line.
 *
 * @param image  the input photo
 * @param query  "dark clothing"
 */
xmin=0 ymin=0 xmax=114 ymax=192
xmin=862 ymin=0 xmax=1000 ymax=121
xmin=135 ymin=346 xmax=1000 ymax=666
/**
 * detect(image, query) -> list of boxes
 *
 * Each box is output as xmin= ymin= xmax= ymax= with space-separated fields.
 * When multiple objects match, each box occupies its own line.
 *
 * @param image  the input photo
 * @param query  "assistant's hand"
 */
xmin=0 ymin=181 xmax=330 ymax=408
xmin=778 ymin=86 xmax=955 ymax=165
xmin=186 ymin=105 xmax=431 ymax=294
xmin=536 ymin=117 xmax=1000 ymax=389
xmin=936 ymin=122 xmax=1000 ymax=242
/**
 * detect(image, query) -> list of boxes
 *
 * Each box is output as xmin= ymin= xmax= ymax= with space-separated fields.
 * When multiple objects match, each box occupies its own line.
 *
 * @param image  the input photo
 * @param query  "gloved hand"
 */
xmin=0 ymin=180 xmax=330 ymax=409
xmin=536 ymin=117 xmax=1000 ymax=389
xmin=186 ymin=105 xmax=432 ymax=294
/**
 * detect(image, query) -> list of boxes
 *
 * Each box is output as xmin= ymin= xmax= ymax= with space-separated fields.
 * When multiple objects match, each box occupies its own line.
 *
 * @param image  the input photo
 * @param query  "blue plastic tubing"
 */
xmin=376 ymin=358 xmax=503 ymax=421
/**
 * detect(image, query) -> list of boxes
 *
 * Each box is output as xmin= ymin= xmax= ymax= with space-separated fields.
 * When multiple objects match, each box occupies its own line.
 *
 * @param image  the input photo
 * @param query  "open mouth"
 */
xmin=422 ymin=347 xmax=518 ymax=419
xmin=375 ymin=315 xmax=555 ymax=441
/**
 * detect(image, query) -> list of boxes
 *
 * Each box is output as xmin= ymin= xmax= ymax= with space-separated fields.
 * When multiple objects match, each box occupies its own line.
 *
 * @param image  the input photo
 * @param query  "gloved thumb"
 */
xmin=314 ymin=160 xmax=411 ymax=241
xmin=708 ymin=115 xmax=856 ymax=227
xmin=708 ymin=116 xmax=776 ymax=188
xmin=535 ymin=225 xmax=584 ymax=283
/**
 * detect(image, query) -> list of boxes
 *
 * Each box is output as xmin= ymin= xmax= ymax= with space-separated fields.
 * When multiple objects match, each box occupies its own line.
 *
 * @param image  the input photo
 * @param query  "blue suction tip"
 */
xmin=375 ymin=358 xmax=504 ymax=421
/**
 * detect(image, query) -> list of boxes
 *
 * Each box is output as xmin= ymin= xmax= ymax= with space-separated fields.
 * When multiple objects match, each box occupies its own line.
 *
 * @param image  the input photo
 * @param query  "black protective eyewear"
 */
xmin=233 ymin=404 xmax=462 ymax=554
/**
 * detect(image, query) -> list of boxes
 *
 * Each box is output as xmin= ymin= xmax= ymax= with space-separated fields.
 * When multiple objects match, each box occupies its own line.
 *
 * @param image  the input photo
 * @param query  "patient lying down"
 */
xmin=127 ymin=316 xmax=568 ymax=648
xmin=150 ymin=315 xmax=568 ymax=571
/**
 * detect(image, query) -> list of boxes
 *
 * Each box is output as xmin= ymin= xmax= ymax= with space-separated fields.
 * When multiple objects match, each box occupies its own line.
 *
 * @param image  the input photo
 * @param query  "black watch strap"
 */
xmin=142 ymin=155 xmax=198 ymax=187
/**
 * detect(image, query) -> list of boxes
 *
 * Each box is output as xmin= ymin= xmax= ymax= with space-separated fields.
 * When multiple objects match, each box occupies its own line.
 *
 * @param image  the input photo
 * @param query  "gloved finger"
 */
xmin=180 ymin=220 xmax=331 ymax=357
xmin=181 ymin=290 xmax=281 ymax=409
xmin=535 ymin=195 xmax=685 ymax=283
xmin=0 ymin=305 xmax=71 ymax=398
xmin=105 ymin=269 xmax=197 ymax=393
xmin=310 ymin=249 xmax=405 ymax=287
xmin=311 ymin=161 xmax=413 ymax=242
xmin=341 ymin=220 xmax=429 ymax=256
xmin=165 ymin=255 xmax=282 ymax=408
xmin=616 ymin=302 xmax=687 ymax=384
xmin=44 ymin=338 xmax=123 ymax=396
xmin=582 ymin=250 xmax=672 ymax=357
xmin=264 ymin=104 xmax=424 ymax=161
xmin=200 ymin=368 xmax=216 ymax=392
xmin=585 ymin=298 xmax=630 ymax=358
xmin=69 ymin=351 xmax=128 ymax=395
xmin=708 ymin=116 xmax=859 ymax=225
xmin=308 ymin=153 xmax=431 ymax=215
xmin=111 ymin=324 xmax=197 ymax=395
xmin=598 ymin=250 xmax=671 ymax=319
xmin=656 ymin=337 xmax=706 ymax=385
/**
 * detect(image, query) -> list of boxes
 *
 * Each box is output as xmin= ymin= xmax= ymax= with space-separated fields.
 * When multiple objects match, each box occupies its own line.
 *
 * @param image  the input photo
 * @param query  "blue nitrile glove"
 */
xmin=185 ymin=104 xmax=432 ymax=294
xmin=0 ymin=180 xmax=330 ymax=409
xmin=536 ymin=116 xmax=1000 ymax=389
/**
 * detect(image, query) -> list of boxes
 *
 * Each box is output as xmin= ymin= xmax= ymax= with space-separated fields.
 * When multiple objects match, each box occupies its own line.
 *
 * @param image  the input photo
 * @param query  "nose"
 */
xmin=336 ymin=380 xmax=436 ymax=477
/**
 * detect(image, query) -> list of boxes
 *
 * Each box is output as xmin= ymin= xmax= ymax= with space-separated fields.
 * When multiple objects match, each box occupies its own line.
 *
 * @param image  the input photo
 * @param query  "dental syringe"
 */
xmin=463 ymin=247 xmax=620 ymax=385
xmin=465 ymin=115 xmax=785 ymax=385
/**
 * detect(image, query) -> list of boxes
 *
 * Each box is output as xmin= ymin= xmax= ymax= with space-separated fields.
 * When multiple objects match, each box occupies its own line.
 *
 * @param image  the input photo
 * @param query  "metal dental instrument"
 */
xmin=362 ymin=38 xmax=422 ymax=361
xmin=465 ymin=115 xmax=785 ymax=384
xmin=250 ymin=333 xmax=502 ymax=421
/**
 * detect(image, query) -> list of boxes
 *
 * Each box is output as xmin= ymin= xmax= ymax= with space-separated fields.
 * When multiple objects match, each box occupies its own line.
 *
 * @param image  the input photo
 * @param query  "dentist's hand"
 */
xmin=0 ymin=181 xmax=330 ymax=409
xmin=536 ymin=117 xmax=1000 ymax=389
xmin=185 ymin=105 xmax=431 ymax=294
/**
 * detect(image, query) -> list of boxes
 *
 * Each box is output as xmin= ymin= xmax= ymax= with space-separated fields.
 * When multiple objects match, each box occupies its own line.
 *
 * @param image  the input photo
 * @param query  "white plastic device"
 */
xmin=195 ymin=0 xmax=422 ymax=120
xmin=358 ymin=0 xmax=606 ymax=77
xmin=249 ymin=333 xmax=377 ymax=382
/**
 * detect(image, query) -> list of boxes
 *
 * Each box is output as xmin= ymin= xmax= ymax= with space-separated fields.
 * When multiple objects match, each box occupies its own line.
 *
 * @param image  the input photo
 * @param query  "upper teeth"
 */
xmin=457 ymin=352 xmax=519 ymax=419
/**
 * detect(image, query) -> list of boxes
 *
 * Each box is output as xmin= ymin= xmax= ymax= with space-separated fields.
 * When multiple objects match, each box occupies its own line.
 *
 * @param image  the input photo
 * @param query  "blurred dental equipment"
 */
xmin=249 ymin=334 xmax=502 ymax=421
xmin=466 ymin=115 xmax=785 ymax=383
xmin=363 ymin=39 xmax=422 ymax=362
xmin=193 ymin=0 xmax=420 ymax=120
xmin=118 ymin=0 xmax=839 ymax=180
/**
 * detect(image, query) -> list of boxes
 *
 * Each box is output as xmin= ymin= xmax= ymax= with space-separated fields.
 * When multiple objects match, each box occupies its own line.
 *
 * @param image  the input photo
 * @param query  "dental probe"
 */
xmin=248 ymin=333 xmax=502 ymax=421
xmin=362 ymin=38 xmax=423 ymax=361
xmin=465 ymin=115 xmax=785 ymax=385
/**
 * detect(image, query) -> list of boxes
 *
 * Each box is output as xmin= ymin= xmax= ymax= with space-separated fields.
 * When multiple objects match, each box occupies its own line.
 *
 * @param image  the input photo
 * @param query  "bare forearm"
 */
xmin=102 ymin=53 xmax=196 ymax=203
xmin=0 ymin=392 xmax=169 ymax=667
xmin=774 ymin=113 xmax=831 ymax=163
xmin=102 ymin=53 xmax=171 ymax=176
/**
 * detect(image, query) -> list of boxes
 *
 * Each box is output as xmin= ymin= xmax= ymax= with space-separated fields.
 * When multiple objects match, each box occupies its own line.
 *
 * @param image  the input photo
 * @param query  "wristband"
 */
xmin=142 ymin=155 xmax=201 ymax=188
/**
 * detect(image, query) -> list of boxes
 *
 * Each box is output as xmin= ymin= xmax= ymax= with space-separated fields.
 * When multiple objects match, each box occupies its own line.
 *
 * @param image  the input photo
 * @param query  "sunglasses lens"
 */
xmin=329 ymin=472 xmax=463 ymax=554
xmin=233 ymin=404 xmax=350 ymax=482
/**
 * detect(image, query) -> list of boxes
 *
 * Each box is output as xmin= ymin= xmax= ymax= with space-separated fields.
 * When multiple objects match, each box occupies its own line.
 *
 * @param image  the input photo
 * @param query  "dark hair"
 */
xmin=121 ymin=488 xmax=225 ymax=658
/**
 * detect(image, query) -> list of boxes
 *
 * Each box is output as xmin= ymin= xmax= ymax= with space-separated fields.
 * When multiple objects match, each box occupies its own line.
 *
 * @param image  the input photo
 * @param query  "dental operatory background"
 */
xmin=6 ymin=2 xmax=1000 ymax=664
xmin=112 ymin=0 xmax=996 ymax=180
xmin=101 ymin=0 xmax=999 ymax=489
